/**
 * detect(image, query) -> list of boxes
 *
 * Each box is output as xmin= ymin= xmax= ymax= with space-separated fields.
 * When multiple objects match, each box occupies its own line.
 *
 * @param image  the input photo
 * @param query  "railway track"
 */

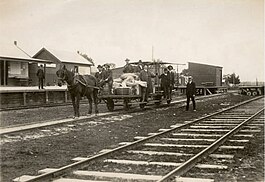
xmin=14 ymin=96 xmax=264 ymax=182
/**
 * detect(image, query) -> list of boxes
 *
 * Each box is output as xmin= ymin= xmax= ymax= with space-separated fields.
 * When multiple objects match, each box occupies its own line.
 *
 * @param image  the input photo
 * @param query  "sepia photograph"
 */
xmin=0 ymin=0 xmax=264 ymax=181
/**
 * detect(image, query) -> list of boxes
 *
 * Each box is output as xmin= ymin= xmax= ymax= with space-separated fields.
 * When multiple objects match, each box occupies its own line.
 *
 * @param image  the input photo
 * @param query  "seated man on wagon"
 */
xmin=123 ymin=58 xmax=135 ymax=73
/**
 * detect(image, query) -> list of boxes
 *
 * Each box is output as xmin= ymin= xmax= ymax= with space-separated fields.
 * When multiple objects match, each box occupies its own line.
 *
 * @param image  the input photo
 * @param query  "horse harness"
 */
xmin=72 ymin=75 xmax=100 ymax=90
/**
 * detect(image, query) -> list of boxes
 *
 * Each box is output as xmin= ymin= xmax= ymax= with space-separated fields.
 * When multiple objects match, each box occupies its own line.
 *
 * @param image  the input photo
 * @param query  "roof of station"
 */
xmin=0 ymin=44 xmax=52 ymax=63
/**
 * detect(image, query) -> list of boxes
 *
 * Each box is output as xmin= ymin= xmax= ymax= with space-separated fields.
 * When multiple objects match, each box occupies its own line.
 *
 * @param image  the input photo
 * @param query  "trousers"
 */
xmin=186 ymin=95 xmax=196 ymax=110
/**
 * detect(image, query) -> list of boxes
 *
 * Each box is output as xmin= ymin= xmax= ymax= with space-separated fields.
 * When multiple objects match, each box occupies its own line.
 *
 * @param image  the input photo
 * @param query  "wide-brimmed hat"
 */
xmin=97 ymin=65 xmax=103 ymax=68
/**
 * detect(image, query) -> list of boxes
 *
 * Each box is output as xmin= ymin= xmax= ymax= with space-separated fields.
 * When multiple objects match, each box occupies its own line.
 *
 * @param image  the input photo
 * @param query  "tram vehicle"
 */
xmin=98 ymin=61 xmax=177 ymax=111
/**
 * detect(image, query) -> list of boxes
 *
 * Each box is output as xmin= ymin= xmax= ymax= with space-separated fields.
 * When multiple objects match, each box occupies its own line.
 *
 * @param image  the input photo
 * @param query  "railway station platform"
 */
xmin=0 ymin=85 xmax=231 ymax=111
xmin=0 ymin=85 xmax=67 ymax=92
xmin=0 ymin=85 xmax=69 ymax=110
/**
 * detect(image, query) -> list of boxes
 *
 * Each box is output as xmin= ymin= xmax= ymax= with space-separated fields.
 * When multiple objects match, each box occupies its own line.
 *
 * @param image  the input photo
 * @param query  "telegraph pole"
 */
xmin=152 ymin=46 xmax=154 ymax=61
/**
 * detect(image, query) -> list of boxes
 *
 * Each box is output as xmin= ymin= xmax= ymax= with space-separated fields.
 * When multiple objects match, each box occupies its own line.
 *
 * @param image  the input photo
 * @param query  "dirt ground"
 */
xmin=0 ymin=93 xmax=264 ymax=182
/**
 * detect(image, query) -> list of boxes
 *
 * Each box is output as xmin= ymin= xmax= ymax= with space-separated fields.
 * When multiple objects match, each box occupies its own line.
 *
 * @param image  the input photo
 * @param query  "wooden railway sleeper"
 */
xmin=14 ymin=96 xmax=264 ymax=182
xmin=158 ymin=107 xmax=264 ymax=182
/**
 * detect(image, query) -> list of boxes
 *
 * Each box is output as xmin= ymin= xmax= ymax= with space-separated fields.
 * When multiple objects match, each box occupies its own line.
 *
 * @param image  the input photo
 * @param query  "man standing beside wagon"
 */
xmin=139 ymin=64 xmax=156 ymax=102
xmin=168 ymin=65 xmax=175 ymax=100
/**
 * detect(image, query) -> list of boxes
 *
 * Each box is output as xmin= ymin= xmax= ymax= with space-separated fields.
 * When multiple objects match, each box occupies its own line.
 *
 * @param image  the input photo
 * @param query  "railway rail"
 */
xmin=14 ymin=96 xmax=264 ymax=182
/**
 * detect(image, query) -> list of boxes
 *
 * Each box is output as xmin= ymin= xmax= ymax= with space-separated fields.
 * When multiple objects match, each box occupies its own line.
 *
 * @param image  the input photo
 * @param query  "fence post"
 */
xmin=64 ymin=91 xmax=68 ymax=102
xmin=45 ymin=91 xmax=49 ymax=103
xmin=23 ymin=92 xmax=27 ymax=106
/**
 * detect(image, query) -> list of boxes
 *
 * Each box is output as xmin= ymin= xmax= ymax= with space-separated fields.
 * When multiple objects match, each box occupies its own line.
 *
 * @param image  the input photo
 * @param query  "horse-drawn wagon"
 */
xmin=98 ymin=90 xmax=166 ymax=111
xmin=98 ymin=61 xmax=176 ymax=111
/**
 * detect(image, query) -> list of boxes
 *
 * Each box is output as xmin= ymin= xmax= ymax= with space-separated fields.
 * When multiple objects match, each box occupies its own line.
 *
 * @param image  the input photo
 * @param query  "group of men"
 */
xmin=37 ymin=60 xmax=196 ymax=111
xmin=95 ymin=59 xmax=196 ymax=111
xmin=158 ymin=65 xmax=175 ymax=101
xmin=95 ymin=64 xmax=113 ymax=94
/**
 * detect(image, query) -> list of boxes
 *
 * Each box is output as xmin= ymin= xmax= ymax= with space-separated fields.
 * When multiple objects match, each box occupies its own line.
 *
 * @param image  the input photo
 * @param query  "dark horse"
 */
xmin=56 ymin=65 xmax=99 ymax=118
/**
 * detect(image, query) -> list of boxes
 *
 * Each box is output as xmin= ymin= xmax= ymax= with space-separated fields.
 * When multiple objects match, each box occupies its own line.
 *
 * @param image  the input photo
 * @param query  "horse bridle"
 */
xmin=57 ymin=69 xmax=68 ymax=86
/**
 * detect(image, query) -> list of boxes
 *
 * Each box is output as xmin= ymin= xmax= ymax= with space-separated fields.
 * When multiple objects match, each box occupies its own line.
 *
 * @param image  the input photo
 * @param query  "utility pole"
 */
xmin=152 ymin=46 xmax=154 ymax=61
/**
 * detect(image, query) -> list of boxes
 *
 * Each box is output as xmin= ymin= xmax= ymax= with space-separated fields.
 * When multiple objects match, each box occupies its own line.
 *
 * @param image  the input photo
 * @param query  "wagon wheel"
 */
xmin=107 ymin=99 xmax=114 ymax=111
xmin=123 ymin=98 xmax=130 ymax=111
xmin=247 ymin=91 xmax=252 ymax=96
xmin=252 ymin=91 xmax=257 ymax=96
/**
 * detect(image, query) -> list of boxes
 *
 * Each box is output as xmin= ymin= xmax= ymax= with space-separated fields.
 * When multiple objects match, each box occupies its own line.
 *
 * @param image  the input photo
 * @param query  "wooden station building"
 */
xmin=33 ymin=48 xmax=93 ymax=86
xmin=0 ymin=44 xmax=52 ymax=86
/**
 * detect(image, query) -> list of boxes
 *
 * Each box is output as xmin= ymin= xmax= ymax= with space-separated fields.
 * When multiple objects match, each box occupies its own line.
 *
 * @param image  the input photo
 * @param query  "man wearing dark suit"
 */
xmin=135 ymin=60 xmax=144 ymax=73
xmin=37 ymin=65 xmax=45 ymax=89
xmin=103 ymin=64 xmax=113 ymax=94
xmin=159 ymin=68 xmax=170 ymax=100
xmin=95 ymin=65 xmax=105 ymax=88
xmin=168 ymin=65 xmax=175 ymax=100
xmin=123 ymin=59 xmax=135 ymax=73
xmin=186 ymin=76 xmax=196 ymax=111
xmin=139 ymin=64 xmax=156 ymax=102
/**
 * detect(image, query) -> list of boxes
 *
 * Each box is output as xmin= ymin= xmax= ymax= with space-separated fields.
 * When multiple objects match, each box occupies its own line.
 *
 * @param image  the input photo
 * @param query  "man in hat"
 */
xmin=139 ymin=64 xmax=156 ymax=102
xmin=186 ymin=76 xmax=196 ymax=111
xmin=123 ymin=58 xmax=134 ymax=73
xmin=36 ymin=64 xmax=45 ymax=89
xmin=159 ymin=68 xmax=170 ymax=100
xmin=95 ymin=65 xmax=105 ymax=88
xmin=135 ymin=60 xmax=144 ymax=73
xmin=103 ymin=64 xmax=113 ymax=94
xmin=167 ymin=65 xmax=175 ymax=100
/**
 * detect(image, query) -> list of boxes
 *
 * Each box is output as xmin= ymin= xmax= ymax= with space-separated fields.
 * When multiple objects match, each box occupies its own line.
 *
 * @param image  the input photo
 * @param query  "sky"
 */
xmin=0 ymin=0 xmax=264 ymax=82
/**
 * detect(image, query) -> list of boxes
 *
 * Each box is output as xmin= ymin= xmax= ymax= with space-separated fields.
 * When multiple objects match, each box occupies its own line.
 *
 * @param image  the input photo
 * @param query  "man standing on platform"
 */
xmin=186 ymin=76 xmax=196 ymax=111
xmin=37 ymin=65 xmax=45 ymax=89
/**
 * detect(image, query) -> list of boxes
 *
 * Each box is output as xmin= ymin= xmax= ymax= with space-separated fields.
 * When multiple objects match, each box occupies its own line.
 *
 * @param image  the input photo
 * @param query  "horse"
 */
xmin=56 ymin=65 xmax=99 ymax=118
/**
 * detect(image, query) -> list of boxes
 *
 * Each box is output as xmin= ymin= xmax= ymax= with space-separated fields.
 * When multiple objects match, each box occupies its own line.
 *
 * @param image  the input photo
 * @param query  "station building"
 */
xmin=0 ymin=44 xmax=52 ymax=86
xmin=32 ymin=48 xmax=93 ymax=86
xmin=0 ymin=44 xmax=93 ymax=87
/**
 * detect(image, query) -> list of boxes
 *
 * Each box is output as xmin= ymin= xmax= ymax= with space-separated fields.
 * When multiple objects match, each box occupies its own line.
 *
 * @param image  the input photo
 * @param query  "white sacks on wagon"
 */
xmin=113 ymin=73 xmax=147 ymax=95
